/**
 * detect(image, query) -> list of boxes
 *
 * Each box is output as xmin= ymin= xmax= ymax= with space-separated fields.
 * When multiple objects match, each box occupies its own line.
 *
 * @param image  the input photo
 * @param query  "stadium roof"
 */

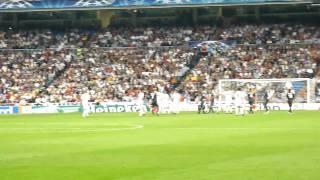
xmin=0 ymin=0 xmax=314 ymax=12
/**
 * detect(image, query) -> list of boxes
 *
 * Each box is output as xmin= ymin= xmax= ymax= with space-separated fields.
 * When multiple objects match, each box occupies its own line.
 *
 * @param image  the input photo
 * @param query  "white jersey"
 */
xmin=267 ymin=90 xmax=274 ymax=100
xmin=156 ymin=92 xmax=162 ymax=104
xmin=157 ymin=92 xmax=164 ymax=104
xmin=170 ymin=92 xmax=181 ymax=114
xmin=163 ymin=93 xmax=170 ymax=103
xmin=224 ymin=92 xmax=233 ymax=105
xmin=137 ymin=92 xmax=144 ymax=103
xmin=137 ymin=92 xmax=146 ymax=116
xmin=172 ymin=92 xmax=181 ymax=103
xmin=234 ymin=91 xmax=246 ymax=105
xmin=81 ymin=93 xmax=90 ymax=105
xmin=234 ymin=90 xmax=247 ymax=115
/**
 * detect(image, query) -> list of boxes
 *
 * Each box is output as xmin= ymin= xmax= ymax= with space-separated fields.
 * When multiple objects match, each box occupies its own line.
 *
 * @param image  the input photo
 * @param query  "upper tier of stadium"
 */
xmin=0 ymin=24 xmax=319 ymax=49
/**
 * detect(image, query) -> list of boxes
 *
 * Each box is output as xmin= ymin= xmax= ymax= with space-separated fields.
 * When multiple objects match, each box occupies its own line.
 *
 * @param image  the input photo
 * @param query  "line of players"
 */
xmin=198 ymin=87 xmax=296 ymax=115
xmin=79 ymin=88 xmax=182 ymax=118
xmin=80 ymin=86 xmax=296 ymax=118
xmin=137 ymin=89 xmax=182 ymax=117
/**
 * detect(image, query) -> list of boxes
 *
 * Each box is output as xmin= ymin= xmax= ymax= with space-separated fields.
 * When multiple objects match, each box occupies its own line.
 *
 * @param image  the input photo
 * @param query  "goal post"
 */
xmin=218 ymin=78 xmax=312 ymax=105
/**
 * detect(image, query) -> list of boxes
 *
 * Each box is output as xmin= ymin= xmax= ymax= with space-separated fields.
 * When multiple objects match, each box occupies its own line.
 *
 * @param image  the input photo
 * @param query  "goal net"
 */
xmin=218 ymin=78 xmax=311 ymax=104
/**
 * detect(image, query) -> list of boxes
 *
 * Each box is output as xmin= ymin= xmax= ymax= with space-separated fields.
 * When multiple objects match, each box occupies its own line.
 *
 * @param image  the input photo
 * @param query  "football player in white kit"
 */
xmin=137 ymin=89 xmax=146 ymax=117
xmin=163 ymin=92 xmax=171 ymax=114
xmin=81 ymin=89 xmax=90 ymax=118
xmin=234 ymin=88 xmax=246 ymax=116
xmin=156 ymin=91 xmax=163 ymax=114
xmin=224 ymin=91 xmax=234 ymax=114
xmin=157 ymin=91 xmax=168 ymax=114
xmin=171 ymin=90 xmax=181 ymax=114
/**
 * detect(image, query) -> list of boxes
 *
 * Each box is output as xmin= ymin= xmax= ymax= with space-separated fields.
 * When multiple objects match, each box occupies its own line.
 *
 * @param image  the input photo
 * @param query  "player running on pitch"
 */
xmin=151 ymin=92 xmax=159 ymax=116
xmin=263 ymin=88 xmax=273 ymax=114
xmin=81 ymin=89 xmax=90 ymax=118
xmin=171 ymin=90 xmax=181 ymax=114
xmin=247 ymin=88 xmax=256 ymax=114
xmin=224 ymin=91 xmax=234 ymax=114
xmin=209 ymin=92 xmax=215 ymax=113
xmin=234 ymin=88 xmax=246 ymax=116
xmin=198 ymin=93 xmax=207 ymax=114
xmin=137 ymin=89 xmax=146 ymax=117
xmin=287 ymin=88 xmax=295 ymax=113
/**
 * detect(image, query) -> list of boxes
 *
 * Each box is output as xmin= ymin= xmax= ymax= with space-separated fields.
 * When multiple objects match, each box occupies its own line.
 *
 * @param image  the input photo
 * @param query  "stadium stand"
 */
xmin=0 ymin=23 xmax=319 ymax=103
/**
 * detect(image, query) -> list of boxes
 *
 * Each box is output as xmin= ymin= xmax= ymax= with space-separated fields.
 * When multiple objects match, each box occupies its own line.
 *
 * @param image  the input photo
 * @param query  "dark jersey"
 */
xmin=263 ymin=91 xmax=269 ymax=111
xmin=151 ymin=94 xmax=158 ymax=107
xmin=287 ymin=91 xmax=295 ymax=110
xmin=287 ymin=92 xmax=295 ymax=101
xmin=200 ymin=96 xmax=206 ymax=105
xmin=248 ymin=92 xmax=255 ymax=103
xmin=210 ymin=96 xmax=215 ymax=106
xmin=264 ymin=92 xmax=269 ymax=102
xmin=198 ymin=95 xmax=206 ymax=113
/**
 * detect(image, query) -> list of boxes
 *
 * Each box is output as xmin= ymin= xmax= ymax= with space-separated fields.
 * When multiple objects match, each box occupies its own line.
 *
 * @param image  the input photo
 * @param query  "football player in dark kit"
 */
xmin=198 ymin=94 xmax=206 ymax=114
xmin=263 ymin=89 xmax=270 ymax=113
xmin=248 ymin=88 xmax=256 ymax=114
xmin=151 ymin=93 xmax=159 ymax=116
xmin=209 ymin=93 xmax=215 ymax=113
xmin=287 ymin=88 xmax=295 ymax=113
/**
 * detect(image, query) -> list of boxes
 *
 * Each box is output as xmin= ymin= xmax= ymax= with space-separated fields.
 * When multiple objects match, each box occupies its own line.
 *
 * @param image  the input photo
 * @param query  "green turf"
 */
xmin=1 ymin=111 xmax=320 ymax=180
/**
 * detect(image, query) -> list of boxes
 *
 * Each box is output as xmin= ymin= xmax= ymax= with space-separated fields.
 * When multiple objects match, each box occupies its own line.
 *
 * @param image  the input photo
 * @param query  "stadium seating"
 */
xmin=0 ymin=24 xmax=319 ymax=103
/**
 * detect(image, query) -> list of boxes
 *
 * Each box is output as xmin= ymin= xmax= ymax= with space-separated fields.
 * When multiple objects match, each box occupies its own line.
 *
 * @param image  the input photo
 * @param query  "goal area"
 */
xmin=218 ymin=78 xmax=311 ymax=104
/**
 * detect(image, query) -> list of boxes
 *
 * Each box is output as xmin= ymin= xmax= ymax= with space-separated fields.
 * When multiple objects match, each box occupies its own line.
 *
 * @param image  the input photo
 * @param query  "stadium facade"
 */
xmin=0 ymin=0 xmax=319 ymax=28
xmin=0 ymin=0 xmax=312 ymax=11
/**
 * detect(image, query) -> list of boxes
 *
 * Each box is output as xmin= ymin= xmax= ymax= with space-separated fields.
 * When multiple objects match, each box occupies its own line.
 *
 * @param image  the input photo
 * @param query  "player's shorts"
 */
xmin=198 ymin=103 xmax=205 ymax=110
xmin=152 ymin=107 xmax=158 ymax=113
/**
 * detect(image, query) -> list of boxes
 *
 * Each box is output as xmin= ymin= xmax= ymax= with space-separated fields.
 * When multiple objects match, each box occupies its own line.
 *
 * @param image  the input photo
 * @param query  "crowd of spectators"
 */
xmin=43 ymin=47 xmax=192 ymax=103
xmin=0 ymin=49 xmax=73 ymax=103
xmin=90 ymin=26 xmax=216 ymax=47
xmin=0 ymin=29 xmax=92 ymax=49
xmin=0 ymin=26 xmax=215 ymax=49
xmin=181 ymin=44 xmax=320 ymax=100
xmin=0 ymin=24 xmax=319 ymax=104
xmin=219 ymin=24 xmax=320 ymax=45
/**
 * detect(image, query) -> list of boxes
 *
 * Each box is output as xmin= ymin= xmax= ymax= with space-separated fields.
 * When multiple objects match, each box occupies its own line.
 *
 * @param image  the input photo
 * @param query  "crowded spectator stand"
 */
xmin=0 ymin=24 xmax=320 ymax=104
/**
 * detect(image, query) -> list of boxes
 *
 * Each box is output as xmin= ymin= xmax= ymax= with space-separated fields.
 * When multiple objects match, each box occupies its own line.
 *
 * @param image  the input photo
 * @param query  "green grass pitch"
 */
xmin=1 ymin=111 xmax=320 ymax=180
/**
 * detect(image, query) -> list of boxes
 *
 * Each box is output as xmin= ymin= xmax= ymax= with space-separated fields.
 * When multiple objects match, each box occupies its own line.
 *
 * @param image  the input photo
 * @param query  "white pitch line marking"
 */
xmin=168 ymin=127 xmax=319 ymax=130
xmin=0 ymin=124 xmax=144 ymax=133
